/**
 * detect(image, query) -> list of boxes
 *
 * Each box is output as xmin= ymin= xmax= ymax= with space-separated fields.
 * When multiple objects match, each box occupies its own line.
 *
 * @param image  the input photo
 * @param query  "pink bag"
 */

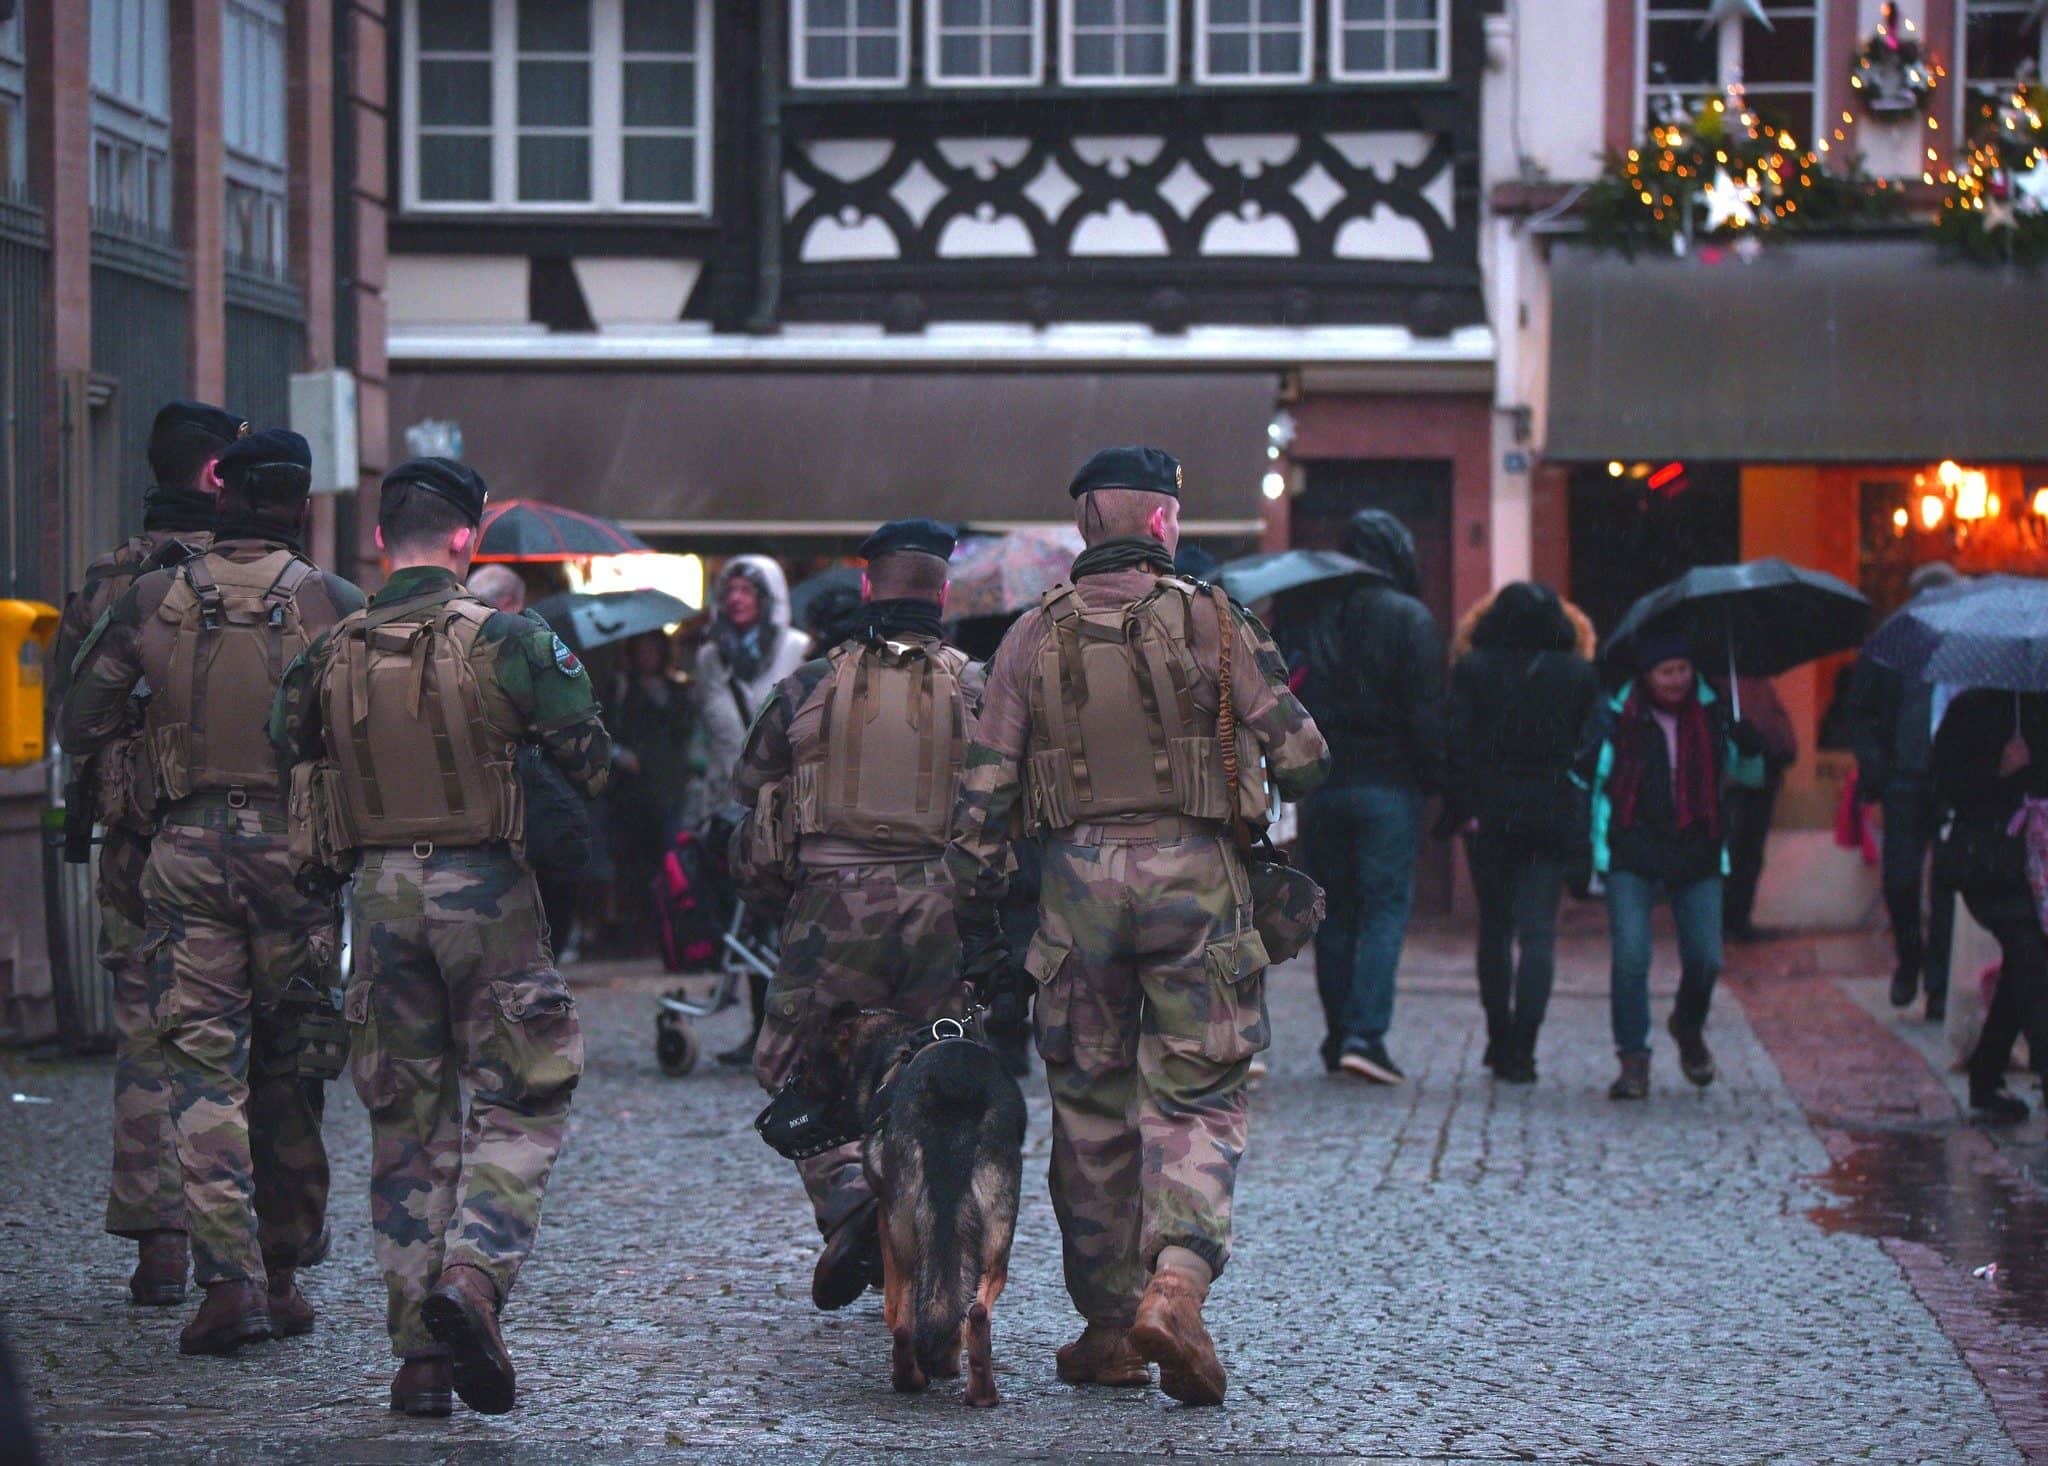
xmin=2006 ymin=795 xmax=2048 ymax=934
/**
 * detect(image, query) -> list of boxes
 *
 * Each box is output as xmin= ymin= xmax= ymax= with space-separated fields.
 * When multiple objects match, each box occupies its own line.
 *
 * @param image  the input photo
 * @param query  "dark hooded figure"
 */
xmin=1445 ymin=583 xmax=1601 ymax=1083
xmin=1283 ymin=508 xmax=1445 ymax=1084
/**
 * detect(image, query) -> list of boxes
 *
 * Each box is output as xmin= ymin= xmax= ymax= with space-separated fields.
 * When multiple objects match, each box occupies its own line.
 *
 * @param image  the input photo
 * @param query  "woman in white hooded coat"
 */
xmin=688 ymin=554 xmax=811 ymax=1065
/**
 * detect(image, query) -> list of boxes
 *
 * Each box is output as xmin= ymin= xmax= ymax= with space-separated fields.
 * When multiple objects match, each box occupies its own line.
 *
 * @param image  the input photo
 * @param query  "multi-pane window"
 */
xmin=1198 ymin=0 xmax=1312 ymax=83
xmin=1962 ymin=1 xmax=2047 ymax=125
xmin=0 ymin=8 xmax=24 ymax=197
xmin=223 ymin=0 xmax=289 ymax=274
xmin=928 ymin=0 xmax=1042 ymax=85
xmin=1331 ymin=0 xmax=1446 ymax=81
xmin=1064 ymin=0 xmax=1175 ymax=84
xmin=794 ymin=0 xmax=908 ymax=87
xmin=404 ymin=0 xmax=712 ymax=212
xmin=1641 ymin=0 xmax=1818 ymax=140
xmin=91 ymin=0 xmax=173 ymax=232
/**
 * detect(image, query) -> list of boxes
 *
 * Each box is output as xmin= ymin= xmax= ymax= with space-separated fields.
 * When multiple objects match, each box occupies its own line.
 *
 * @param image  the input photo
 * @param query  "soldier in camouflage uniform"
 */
xmin=731 ymin=518 xmax=982 ymax=1310
xmin=63 ymin=430 xmax=363 ymax=1359
xmin=50 ymin=401 xmax=236 ymax=1307
xmin=947 ymin=448 xmax=1329 ymax=1405
xmin=270 ymin=458 xmax=611 ymax=1418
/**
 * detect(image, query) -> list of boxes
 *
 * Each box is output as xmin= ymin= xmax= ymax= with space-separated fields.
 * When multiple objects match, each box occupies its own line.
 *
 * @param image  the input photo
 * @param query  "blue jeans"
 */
xmin=1605 ymin=869 xmax=1722 ymax=1057
xmin=1301 ymin=782 xmax=1424 ymax=1063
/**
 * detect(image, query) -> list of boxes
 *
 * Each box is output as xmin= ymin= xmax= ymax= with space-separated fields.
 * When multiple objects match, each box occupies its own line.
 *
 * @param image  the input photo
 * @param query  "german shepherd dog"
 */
xmin=802 ymin=1003 xmax=1027 ymax=1406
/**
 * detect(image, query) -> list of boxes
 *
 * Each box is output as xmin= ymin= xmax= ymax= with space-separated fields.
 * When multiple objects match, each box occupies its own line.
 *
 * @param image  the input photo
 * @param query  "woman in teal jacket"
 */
xmin=1577 ymin=632 xmax=1765 ymax=1100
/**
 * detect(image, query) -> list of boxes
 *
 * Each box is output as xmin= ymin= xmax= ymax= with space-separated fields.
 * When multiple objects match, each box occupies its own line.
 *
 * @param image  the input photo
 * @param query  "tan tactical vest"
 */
xmin=792 ymin=639 xmax=969 ymax=853
xmin=1024 ymin=577 xmax=1266 ymax=832
xmin=142 ymin=549 xmax=317 ymax=802
xmin=319 ymin=590 xmax=522 ymax=850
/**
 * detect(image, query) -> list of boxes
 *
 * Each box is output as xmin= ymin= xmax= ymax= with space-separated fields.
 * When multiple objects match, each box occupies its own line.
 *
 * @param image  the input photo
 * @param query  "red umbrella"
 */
xmin=473 ymin=500 xmax=653 ymax=563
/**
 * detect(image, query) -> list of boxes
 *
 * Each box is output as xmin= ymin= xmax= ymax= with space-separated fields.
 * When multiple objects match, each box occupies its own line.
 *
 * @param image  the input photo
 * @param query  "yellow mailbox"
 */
xmin=0 ymin=599 xmax=61 ymax=766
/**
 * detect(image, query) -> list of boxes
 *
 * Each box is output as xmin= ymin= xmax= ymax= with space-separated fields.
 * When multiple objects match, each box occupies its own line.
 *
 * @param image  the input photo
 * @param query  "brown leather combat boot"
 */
xmin=1055 ymin=1322 xmax=1152 ymax=1387
xmin=178 ymin=1279 xmax=273 ymax=1356
xmin=267 ymin=1269 xmax=315 ymax=1338
xmin=1128 ymin=1270 xmax=1227 ymax=1406
xmin=129 ymin=1231 xmax=188 ymax=1307
xmin=390 ymin=1357 xmax=455 ymax=1417
xmin=421 ymin=1264 xmax=516 ymax=1414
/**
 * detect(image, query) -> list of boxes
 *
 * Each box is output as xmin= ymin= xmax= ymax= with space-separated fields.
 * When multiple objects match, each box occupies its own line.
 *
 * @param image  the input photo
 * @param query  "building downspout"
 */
xmin=746 ymin=4 xmax=783 ymax=335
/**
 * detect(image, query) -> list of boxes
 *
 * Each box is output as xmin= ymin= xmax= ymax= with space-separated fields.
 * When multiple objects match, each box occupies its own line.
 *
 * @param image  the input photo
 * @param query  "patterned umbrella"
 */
xmin=529 ymin=588 xmax=690 ymax=653
xmin=1862 ymin=576 xmax=2048 ymax=691
xmin=945 ymin=528 xmax=1083 ymax=620
xmin=474 ymin=500 xmax=652 ymax=563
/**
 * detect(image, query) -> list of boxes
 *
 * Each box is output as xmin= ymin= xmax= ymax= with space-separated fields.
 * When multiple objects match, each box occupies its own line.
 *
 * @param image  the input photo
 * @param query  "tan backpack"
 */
xmin=1024 ymin=578 xmax=1265 ymax=832
xmin=319 ymin=591 xmax=521 ymax=850
xmin=791 ymin=639 xmax=968 ymax=853
xmin=146 ymin=549 xmax=316 ymax=802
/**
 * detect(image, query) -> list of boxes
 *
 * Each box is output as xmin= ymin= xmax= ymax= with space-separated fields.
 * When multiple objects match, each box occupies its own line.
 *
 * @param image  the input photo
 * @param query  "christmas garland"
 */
xmin=1935 ymin=83 xmax=2048 ymax=267
xmin=1582 ymin=93 xmax=1899 ymax=257
xmin=1849 ymin=3 xmax=1938 ymax=118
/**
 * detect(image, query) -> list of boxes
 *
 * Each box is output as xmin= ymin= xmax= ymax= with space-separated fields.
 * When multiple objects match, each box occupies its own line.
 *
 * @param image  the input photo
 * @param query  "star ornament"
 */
xmin=1703 ymin=167 xmax=1758 ymax=230
xmin=1702 ymin=0 xmax=1772 ymax=32
xmin=1985 ymin=195 xmax=2019 ymax=230
xmin=2016 ymin=162 xmax=2048 ymax=214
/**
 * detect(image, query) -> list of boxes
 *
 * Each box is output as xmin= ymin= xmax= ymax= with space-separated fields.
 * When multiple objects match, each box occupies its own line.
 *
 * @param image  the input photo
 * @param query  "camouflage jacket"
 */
xmin=62 ymin=538 xmax=365 ymax=775
xmin=50 ymin=527 xmax=213 ymax=708
xmin=268 ymin=564 xmax=614 ymax=806
xmin=732 ymin=631 xmax=985 ymax=883
xmin=945 ymin=566 xmax=1330 ymax=942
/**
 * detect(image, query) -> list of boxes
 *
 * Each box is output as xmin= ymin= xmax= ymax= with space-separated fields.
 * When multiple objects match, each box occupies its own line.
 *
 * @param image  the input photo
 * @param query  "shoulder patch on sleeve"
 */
xmin=550 ymin=634 xmax=583 ymax=677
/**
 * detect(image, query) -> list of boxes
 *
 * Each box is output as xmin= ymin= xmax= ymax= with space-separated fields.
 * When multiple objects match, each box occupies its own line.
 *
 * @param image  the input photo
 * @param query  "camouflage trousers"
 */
xmin=346 ymin=846 xmax=583 ymax=1359
xmin=102 ymin=825 xmax=183 ymax=1239
xmin=140 ymin=801 xmax=336 ymax=1287
xmin=753 ymin=857 xmax=964 ymax=1237
xmin=1022 ymin=829 xmax=1271 ymax=1326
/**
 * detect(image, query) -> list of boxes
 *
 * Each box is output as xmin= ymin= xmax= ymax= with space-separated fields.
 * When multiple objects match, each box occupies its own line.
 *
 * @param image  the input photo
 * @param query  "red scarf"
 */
xmin=1610 ymin=685 xmax=1720 ymax=839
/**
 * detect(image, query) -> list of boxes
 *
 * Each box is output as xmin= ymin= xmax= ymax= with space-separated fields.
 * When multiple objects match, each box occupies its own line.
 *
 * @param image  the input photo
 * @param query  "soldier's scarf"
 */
xmin=863 ymin=597 xmax=944 ymax=642
xmin=1071 ymin=536 xmax=1174 ymax=580
xmin=142 ymin=484 xmax=218 ymax=534
xmin=214 ymin=512 xmax=306 ymax=555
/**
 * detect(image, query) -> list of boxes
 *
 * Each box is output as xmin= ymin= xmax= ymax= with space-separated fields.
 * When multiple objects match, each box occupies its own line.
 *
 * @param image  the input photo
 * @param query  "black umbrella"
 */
xmin=1862 ymin=576 xmax=2048 ymax=691
xmin=1218 ymin=549 xmax=1384 ymax=605
xmin=475 ymin=500 xmax=652 ymax=562
xmin=529 ymin=588 xmax=691 ymax=653
xmin=788 ymin=565 xmax=864 ymax=630
xmin=1603 ymin=560 xmax=1870 ymax=703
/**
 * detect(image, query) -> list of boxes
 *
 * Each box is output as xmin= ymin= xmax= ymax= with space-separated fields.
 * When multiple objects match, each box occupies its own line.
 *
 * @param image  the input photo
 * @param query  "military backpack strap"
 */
xmin=1209 ymin=585 xmax=1254 ymax=856
xmin=261 ymin=556 xmax=318 ymax=689
xmin=414 ymin=604 xmax=470 ymax=817
xmin=1041 ymin=587 xmax=1094 ymax=806
xmin=174 ymin=558 xmax=225 ymax=781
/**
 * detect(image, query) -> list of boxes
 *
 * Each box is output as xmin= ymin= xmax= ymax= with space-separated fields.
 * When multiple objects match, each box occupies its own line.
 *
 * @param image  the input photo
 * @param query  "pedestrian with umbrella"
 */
xmin=1865 ymin=575 xmax=2048 ymax=1124
xmin=1585 ymin=560 xmax=1869 ymax=1101
xmin=1275 ymin=511 xmax=1444 ymax=1085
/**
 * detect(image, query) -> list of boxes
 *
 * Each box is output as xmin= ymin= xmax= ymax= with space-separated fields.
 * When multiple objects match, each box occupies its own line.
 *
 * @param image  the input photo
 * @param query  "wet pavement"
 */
xmin=2 ymin=923 xmax=2042 ymax=1463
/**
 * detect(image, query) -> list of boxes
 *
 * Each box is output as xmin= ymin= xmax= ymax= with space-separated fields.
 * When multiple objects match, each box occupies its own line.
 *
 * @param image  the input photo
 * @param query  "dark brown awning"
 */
xmin=386 ymin=368 xmax=1278 ymax=533
xmin=1546 ymin=239 xmax=2048 ymax=462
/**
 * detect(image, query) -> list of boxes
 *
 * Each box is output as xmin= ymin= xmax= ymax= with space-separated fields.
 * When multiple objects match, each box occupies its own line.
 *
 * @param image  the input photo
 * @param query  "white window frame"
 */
xmin=926 ymin=0 xmax=1045 ymax=88
xmin=1636 ymin=0 xmax=1823 ymax=142
xmin=91 ymin=0 xmax=173 ymax=232
xmin=1195 ymin=0 xmax=1314 ymax=86
xmin=400 ymin=0 xmax=715 ymax=216
xmin=1328 ymin=0 xmax=1449 ymax=84
xmin=223 ymin=0 xmax=290 ymax=274
xmin=1957 ymin=0 xmax=2048 ymax=132
xmin=1060 ymin=0 xmax=1178 ymax=86
xmin=791 ymin=0 xmax=910 ymax=88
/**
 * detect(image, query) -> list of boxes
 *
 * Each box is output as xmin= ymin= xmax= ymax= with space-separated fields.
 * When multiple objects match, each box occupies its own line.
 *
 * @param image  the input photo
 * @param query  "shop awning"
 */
xmin=1546 ymin=240 xmax=2048 ymax=462
xmin=385 ymin=367 xmax=1281 ymax=534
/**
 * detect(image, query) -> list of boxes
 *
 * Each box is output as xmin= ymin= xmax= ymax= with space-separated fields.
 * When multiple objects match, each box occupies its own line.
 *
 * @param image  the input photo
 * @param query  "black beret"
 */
xmin=147 ymin=399 xmax=249 ymax=482
xmin=1067 ymin=445 xmax=1182 ymax=500
xmin=217 ymin=428 xmax=312 ymax=479
xmin=384 ymin=457 xmax=490 ymax=525
xmin=860 ymin=518 xmax=957 ymax=562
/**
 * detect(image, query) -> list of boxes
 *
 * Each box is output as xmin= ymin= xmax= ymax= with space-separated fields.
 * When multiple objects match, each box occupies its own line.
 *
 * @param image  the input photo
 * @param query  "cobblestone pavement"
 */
xmin=2 ymin=920 xmax=2038 ymax=1463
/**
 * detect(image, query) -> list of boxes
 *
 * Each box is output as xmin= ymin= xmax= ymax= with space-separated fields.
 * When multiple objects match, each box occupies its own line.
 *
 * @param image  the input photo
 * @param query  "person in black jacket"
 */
xmin=1930 ymin=687 xmax=2048 ymax=1123
xmin=1853 ymin=561 xmax=1962 ymax=1020
xmin=1285 ymin=509 xmax=1445 ymax=1083
xmin=1445 ymin=583 xmax=1600 ymax=1084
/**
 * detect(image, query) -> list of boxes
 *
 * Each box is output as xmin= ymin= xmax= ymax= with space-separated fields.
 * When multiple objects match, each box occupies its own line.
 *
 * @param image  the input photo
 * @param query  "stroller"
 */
xmin=650 ymin=812 xmax=778 ymax=1076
